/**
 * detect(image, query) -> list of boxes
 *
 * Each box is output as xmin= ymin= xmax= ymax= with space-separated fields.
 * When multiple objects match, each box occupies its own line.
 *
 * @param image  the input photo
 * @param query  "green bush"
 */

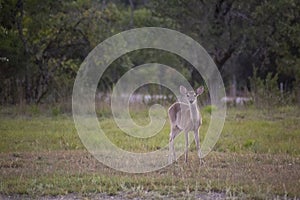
xmin=29 ymin=104 xmax=40 ymax=116
xmin=249 ymin=67 xmax=293 ymax=109
xmin=202 ymin=105 xmax=217 ymax=114
xmin=51 ymin=106 xmax=61 ymax=117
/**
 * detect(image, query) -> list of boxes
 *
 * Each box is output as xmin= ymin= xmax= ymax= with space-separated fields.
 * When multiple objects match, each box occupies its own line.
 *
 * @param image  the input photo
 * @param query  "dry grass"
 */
xmin=0 ymin=150 xmax=299 ymax=199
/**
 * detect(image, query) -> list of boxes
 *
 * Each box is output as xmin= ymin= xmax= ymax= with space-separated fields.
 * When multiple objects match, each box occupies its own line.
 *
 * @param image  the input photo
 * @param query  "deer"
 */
xmin=168 ymin=85 xmax=204 ymax=164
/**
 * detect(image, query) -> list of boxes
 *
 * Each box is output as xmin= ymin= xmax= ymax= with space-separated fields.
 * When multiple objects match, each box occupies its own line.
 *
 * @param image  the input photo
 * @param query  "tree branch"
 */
xmin=129 ymin=0 xmax=134 ymax=28
xmin=16 ymin=0 xmax=30 ymax=54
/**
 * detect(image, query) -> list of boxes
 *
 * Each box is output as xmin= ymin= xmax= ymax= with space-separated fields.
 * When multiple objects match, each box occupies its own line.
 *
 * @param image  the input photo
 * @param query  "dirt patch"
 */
xmin=0 ymin=191 xmax=229 ymax=200
xmin=0 ymin=150 xmax=299 ymax=199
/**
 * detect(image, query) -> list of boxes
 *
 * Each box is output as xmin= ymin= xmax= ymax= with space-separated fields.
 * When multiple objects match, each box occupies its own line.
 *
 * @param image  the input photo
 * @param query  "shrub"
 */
xmin=203 ymin=105 xmax=217 ymax=114
xmin=249 ymin=67 xmax=293 ymax=109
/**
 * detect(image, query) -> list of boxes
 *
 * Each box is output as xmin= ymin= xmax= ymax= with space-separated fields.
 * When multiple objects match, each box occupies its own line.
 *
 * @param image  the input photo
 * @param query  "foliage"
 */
xmin=202 ymin=105 xmax=217 ymax=114
xmin=251 ymin=0 xmax=300 ymax=104
xmin=1 ymin=0 xmax=300 ymax=104
xmin=249 ymin=67 xmax=293 ymax=109
xmin=150 ymin=0 xmax=300 ymax=104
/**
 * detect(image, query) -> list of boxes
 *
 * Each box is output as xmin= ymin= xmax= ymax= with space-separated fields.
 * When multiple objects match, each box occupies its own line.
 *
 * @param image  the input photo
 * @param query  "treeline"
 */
xmin=1 ymin=0 xmax=300 ymax=105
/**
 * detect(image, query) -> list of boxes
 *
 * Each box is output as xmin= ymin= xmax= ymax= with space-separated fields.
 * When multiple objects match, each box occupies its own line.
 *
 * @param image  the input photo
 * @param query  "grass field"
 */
xmin=0 ymin=105 xmax=300 ymax=199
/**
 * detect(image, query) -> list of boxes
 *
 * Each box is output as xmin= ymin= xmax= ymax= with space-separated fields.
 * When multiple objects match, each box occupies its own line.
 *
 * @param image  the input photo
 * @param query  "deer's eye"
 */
xmin=187 ymin=94 xmax=190 ymax=97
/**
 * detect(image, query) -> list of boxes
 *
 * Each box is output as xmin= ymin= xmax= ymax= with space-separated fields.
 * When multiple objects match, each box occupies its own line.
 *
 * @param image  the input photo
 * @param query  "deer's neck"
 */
xmin=189 ymin=102 xmax=199 ymax=123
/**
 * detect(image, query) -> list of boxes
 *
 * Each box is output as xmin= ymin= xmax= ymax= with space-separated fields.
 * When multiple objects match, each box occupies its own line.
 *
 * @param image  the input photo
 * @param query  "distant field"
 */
xmin=0 ymin=106 xmax=300 ymax=199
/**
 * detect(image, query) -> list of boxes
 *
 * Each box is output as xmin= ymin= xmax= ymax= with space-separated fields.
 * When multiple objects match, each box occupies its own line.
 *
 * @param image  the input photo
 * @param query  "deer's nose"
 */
xmin=189 ymin=100 xmax=194 ymax=103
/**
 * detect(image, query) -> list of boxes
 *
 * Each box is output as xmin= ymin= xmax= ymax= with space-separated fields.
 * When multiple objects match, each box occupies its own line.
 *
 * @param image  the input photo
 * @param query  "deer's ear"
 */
xmin=180 ymin=85 xmax=187 ymax=95
xmin=196 ymin=86 xmax=204 ymax=95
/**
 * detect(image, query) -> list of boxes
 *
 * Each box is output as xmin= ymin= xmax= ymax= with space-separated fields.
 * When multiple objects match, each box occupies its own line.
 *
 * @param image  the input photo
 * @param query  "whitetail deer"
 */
xmin=168 ymin=85 xmax=204 ymax=164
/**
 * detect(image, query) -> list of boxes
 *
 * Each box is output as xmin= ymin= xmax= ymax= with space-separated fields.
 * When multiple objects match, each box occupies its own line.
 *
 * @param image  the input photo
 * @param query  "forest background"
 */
xmin=1 ymin=0 xmax=300 ymax=108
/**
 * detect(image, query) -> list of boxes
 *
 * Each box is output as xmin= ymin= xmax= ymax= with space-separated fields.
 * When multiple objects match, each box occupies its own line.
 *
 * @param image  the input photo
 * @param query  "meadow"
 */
xmin=0 ymin=105 xmax=299 ymax=199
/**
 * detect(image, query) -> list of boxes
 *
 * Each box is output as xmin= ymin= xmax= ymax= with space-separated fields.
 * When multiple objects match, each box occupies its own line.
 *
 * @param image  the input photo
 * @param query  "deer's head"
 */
xmin=180 ymin=85 xmax=204 ymax=104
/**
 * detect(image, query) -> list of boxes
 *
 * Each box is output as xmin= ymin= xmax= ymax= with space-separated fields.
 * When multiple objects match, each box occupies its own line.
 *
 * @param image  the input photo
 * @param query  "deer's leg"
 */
xmin=169 ymin=133 xmax=174 ymax=164
xmin=169 ymin=126 xmax=181 ymax=163
xmin=184 ymin=131 xmax=189 ymax=163
xmin=193 ymin=129 xmax=200 ymax=156
xmin=194 ymin=128 xmax=204 ymax=165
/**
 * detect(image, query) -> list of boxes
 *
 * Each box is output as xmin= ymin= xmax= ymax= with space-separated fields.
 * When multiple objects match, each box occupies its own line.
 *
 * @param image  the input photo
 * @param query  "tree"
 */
xmin=0 ymin=0 xmax=128 ymax=103
xmin=150 ymin=0 xmax=253 ymax=87
xmin=251 ymin=0 xmax=300 ymax=104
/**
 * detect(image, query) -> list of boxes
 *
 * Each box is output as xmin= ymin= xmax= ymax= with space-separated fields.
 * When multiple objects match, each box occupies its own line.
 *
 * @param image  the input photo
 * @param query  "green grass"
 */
xmin=0 ymin=116 xmax=82 ymax=153
xmin=0 ymin=105 xmax=300 ymax=199
xmin=1 ymin=106 xmax=299 ymax=155
xmin=218 ymin=108 xmax=300 ymax=155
